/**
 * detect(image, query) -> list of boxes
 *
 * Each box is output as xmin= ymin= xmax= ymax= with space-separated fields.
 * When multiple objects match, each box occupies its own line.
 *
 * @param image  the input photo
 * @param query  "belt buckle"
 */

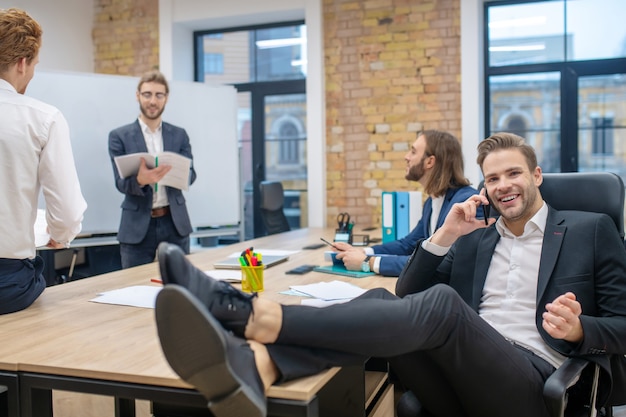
xmin=152 ymin=207 xmax=167 ymax=218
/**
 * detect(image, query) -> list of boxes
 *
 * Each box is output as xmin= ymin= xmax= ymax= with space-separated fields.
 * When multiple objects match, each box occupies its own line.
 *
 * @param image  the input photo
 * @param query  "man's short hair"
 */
xmin=477 ymin=132 xmax=538 ymax=172
xmin=0 ymin=8 xmax=42 ymax=73
xmin=137 ymin=69 xmax=170 ymax=94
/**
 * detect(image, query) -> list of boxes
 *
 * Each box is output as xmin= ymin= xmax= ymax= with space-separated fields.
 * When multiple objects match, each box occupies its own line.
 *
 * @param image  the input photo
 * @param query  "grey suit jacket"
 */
xmin=108 ymin=120 xmax=197 ymax=244
xmin=396 ymin=206 xmax=626 ymax=405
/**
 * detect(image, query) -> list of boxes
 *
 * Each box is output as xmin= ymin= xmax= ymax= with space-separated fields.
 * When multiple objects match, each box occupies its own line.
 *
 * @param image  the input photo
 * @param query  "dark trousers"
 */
xmin=267 ymin=284 xmax=555 ymax=417
xmin=0 ymin=257 xmax=46 ymax=315
xmin=120 ymin=213 xmax=190 ymax=269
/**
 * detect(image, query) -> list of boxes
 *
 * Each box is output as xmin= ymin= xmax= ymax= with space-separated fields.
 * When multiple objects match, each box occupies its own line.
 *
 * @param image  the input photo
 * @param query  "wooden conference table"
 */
xmin=0 ymin=228 xmax=396 ymax=417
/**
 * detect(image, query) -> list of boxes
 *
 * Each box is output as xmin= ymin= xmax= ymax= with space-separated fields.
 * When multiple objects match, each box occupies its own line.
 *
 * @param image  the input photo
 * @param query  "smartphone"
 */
xmin=302 ymin=243 xmax=325 ymax=250
xmin=285 ymin=265 xmax=318 ymax=275
xmin=483 ymin=188 xmax=491 ymax=225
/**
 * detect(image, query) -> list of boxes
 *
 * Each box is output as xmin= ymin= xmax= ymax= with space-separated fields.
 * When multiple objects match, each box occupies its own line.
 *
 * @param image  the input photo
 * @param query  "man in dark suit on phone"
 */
xmin=108 ymin=69 xmax=196 ymax=269
xmin=153 ymin=132 xmax=626 ymax=417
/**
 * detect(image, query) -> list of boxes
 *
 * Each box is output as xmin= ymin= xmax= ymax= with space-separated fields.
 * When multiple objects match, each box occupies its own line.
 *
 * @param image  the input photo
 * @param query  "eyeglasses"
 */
xmin=139 ymin=91 xmax=167 ymax=100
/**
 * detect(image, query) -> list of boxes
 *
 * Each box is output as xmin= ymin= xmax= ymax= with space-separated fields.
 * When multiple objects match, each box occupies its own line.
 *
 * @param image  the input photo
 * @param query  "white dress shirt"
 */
xmin=429 ymin=195 xmax=444 ymax=235
xmin=0 ymin=79 xmax=86 ymax=259
xmin=481 ymin=203 xmax=566 ymax=368
xmin=422 ymin=202 xmax=566 ymax=368
xmin=137 ymin=117 xmax=168 ymax=209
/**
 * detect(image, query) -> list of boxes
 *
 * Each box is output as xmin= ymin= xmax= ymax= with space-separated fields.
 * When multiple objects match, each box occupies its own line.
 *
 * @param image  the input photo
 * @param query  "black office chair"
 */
xmin=397 ymin=172 xmax=626 ymax=417
xmin=259 ymin=181 xmax=291 ymax=235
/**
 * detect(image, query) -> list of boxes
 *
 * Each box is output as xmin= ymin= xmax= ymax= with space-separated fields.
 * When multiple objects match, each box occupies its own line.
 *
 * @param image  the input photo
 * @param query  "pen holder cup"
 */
xmin=241 ymin=265 xmax=264 ymax=293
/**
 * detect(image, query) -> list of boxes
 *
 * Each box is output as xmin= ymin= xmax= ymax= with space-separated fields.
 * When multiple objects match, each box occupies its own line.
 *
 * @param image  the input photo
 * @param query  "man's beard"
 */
xmin=405 ymin=158 xmax=426 ymax=182
xmin=140 ymin=104 xmax=164 ymax=120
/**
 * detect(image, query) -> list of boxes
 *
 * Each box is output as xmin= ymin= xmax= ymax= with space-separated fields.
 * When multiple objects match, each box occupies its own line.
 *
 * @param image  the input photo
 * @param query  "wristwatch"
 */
xmin=361 ymin=255 xmax=372 ymax=273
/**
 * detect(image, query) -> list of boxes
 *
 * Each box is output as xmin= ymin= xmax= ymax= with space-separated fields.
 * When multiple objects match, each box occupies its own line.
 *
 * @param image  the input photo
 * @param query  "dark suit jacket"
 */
xmin=371 ymin=186 xmax=481 ymax=276
xmin=108 ymin=120 xmax=197 ymax=244
xmin=396 ymin=206 xmax=626 ymax=405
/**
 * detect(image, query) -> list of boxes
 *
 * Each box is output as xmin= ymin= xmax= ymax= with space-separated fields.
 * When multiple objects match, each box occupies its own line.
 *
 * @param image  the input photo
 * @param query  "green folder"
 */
xmin=313 ymin=265 xmax=375 ymax=279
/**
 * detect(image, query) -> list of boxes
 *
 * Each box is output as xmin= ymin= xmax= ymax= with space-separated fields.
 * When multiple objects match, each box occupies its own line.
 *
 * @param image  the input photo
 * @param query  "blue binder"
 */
xmin=382 ymin=191 xmax=396 ymax=243
xmin=395 ymin=191 xmax=410 ymax=239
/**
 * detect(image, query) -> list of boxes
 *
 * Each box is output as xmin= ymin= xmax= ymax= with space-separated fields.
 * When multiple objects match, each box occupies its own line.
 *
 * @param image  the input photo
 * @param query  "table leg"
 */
xmin=0 ymin=372 xmax=20 ymax=417
xmin=115 ymin=397 xmax=136 ymax=417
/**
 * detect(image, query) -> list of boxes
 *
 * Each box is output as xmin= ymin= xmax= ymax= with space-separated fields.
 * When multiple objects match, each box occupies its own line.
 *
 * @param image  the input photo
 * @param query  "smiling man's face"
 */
xmin=482 ymin=148 xmax=543 ymax=233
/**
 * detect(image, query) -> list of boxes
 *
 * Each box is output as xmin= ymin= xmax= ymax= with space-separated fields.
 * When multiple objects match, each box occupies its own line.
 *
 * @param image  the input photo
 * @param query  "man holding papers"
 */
xmin=0 ymin=8 xmax=86 ymax=314
xmin=108 ymin=70 xmax=196 ymax=268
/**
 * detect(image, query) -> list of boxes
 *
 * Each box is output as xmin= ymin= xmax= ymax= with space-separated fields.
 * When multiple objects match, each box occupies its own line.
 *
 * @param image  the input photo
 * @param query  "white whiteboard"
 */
xmin=27 ymin=70 xmax=240 ymax=235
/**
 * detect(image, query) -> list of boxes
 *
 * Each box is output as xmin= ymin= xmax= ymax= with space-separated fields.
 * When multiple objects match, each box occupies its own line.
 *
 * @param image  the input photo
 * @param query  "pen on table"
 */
xmin=154 ymin=156 xmax=158 ymax=192
xmin=150 ymin=278 xmax=162 ymax=284
xmin=320 ymin=237 xmax=341 ymax=251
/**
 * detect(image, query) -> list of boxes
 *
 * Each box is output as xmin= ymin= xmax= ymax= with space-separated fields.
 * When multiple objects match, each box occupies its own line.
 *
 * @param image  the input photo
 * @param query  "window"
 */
xmin=194 ymin=22 xmax=306 ymax=84
xmin=591 ymin=117 xmax=614 ymax=155
xmin=485 ymin=0 xmax=626 ymax=180
xmin=278 ymin=122 xmax=300 ymax=164
xmin=194 ymin=22 xmax=307 ymax=238
xmin=204 ymin=53 xmax=224 ymax=74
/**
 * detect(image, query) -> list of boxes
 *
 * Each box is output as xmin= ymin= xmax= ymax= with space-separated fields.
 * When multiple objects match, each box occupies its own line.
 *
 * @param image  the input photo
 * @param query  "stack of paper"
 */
xmin=288 ymin=280 xmax=366 ymax=307
xmin=90 ymin=286 xmax=161 ymax=308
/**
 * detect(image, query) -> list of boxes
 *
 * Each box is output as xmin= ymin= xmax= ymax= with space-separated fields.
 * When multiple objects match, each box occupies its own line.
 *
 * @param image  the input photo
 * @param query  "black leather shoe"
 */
xmin=155 ymin=285 xmax=267 ymax=417
xmin=157 ymin=242 xmax=255 ymax=336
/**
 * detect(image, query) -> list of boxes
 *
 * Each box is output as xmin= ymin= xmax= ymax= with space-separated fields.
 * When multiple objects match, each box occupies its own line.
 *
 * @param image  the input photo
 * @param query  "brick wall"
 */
xmin=323 ymin=0 xmax=461 ymax=229
xmin=93 ymin=0 xmax=159 ymax=75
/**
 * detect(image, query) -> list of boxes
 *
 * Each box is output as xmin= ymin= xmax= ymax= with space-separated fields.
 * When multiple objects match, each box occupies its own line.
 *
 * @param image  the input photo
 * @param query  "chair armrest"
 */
xmin=543 ymin=357 xmax=594 ymax=417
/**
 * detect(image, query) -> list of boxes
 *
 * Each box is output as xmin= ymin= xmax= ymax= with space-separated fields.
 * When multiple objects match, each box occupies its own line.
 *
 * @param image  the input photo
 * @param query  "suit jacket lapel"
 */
xmin=161 ymin=122 xmax=175 ymax=152
xmin=537 ymin=208 xmax=566 ymax=301
xmin=132 ymin=120 xmax=149 ymax=152
xmin=472 ymin=227 xmax=500 ymax=309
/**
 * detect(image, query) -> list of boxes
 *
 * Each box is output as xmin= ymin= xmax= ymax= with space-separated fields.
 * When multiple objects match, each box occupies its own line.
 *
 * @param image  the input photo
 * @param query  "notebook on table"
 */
xmin=313 ymin=265 xmax=375 ymax=278
xmin=213 ymin=254 xmax=289 ymax=270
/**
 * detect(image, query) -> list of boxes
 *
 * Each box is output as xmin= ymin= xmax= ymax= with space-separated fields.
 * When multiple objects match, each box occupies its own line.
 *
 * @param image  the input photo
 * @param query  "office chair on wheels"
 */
xmin=396 ymin=172 xmax=626 ymax=417
xmin=259 ymin=181 xmax=291 ymax=235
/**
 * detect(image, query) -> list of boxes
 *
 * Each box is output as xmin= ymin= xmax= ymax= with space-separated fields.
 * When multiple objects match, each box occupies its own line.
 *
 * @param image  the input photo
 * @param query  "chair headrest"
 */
xmin=539 ymin=172 xmax=624 ymax=239
xmin=259 ymin=181 xmax=285 ymax=211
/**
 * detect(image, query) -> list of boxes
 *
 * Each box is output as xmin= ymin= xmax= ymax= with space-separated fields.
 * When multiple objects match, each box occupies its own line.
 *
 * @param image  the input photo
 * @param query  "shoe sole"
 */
xmin=155 ymin=285 xmax=266 ymax=417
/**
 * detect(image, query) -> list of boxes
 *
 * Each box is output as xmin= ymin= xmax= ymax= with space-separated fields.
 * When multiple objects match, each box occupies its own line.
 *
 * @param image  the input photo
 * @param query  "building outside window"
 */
xmin=484 ymin=0 xmax=626 ymax=183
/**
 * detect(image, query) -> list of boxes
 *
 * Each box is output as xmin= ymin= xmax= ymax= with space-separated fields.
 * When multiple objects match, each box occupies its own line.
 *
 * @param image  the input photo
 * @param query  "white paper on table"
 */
xmin=289 ymin=280 xmax=366 ymax=301
xmin=90 ymin=285 xmax=162 ymax=309
xmin=204 ymin=269 xmax=242 ymax=282
xmin=34 ymin=209 xmax=50 ymax=247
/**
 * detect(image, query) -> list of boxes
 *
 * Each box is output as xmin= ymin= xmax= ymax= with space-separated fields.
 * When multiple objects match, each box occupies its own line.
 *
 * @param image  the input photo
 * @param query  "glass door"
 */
xmin=263 ymin=93 xmax=307 ymax=234
xmin=238 ymin=80 xmax=306 ymax=238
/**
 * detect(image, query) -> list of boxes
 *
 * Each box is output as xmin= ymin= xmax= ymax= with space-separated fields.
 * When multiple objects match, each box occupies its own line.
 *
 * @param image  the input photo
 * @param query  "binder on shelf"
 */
xmin=408 ymin=191 xmax=423 ymax=232
xmin=395 ymin=191 xmax=410 ymax=240
xmin=382 ymin=191 xmax=396 ymax=243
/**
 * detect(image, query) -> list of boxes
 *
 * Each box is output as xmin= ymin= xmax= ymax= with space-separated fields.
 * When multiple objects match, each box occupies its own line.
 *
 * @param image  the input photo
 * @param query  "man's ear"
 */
xmin=424 ymin=154 xmax=436 ymax=169
xmin=15 ymin=57 xmax=27 ymax=74
xmin=534 ymin=166 xmax=543 ymax=187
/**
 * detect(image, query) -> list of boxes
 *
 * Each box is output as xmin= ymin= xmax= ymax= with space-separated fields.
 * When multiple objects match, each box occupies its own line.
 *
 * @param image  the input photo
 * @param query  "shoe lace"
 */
xmin=216 ymin=282 xmax=257 ymax=316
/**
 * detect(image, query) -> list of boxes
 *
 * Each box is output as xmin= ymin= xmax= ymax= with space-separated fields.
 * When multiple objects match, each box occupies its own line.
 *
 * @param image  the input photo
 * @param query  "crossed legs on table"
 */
xmin=155 ymin=244 xmax=554 ymax=417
